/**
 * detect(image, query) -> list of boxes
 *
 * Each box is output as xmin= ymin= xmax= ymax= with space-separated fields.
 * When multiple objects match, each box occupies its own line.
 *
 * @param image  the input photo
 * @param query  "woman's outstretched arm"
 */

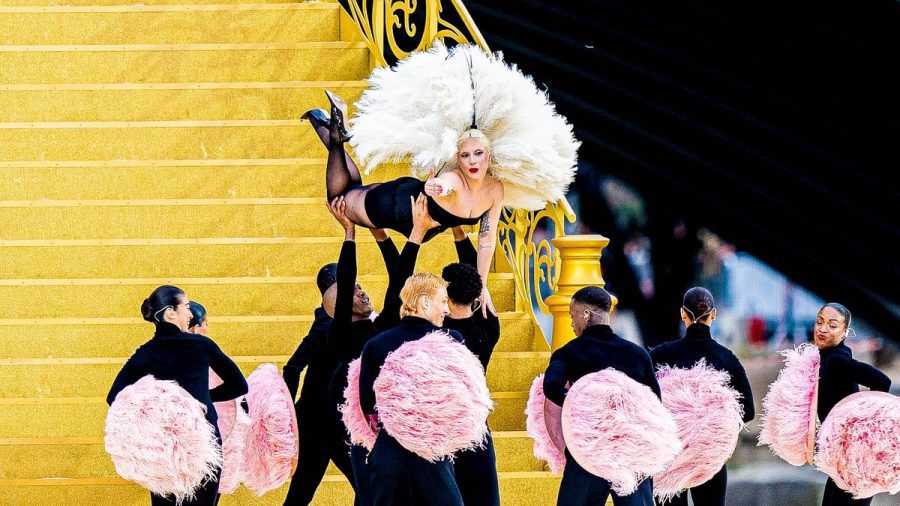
xmin=476 ymin=192 xmax=504 ymax=317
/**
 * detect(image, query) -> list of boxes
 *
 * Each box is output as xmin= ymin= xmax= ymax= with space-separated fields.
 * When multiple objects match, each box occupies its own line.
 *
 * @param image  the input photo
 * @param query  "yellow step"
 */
xmin=0 ymin=432 xmax=543 ymax=479
xmin=0 ymin=472 xmax=561 ymax=505
xmin=0 ymin=236 xmax=479 ymax=278
xmin=0 ymin=83 xmax=366 ymax=122
xmin=0 ymin=4 xmax=340 ymax=45
xmin=0 ymin=352 xmax=546 ymax=398
xmin=0 ymin=160 xmax=410 ymax=200
xmin=0 ymin=199 xmax=336 ymax=239
xmin=0 ymin=276 xmax=517 ymax=319
xmin=0 ymin=198 xmax=488 ymax=240
xmin=0 ymin=123 xmax=330 ymax=161
xmin=0 ymin=42 xmax=369 ymax=84
xmin=0 ymin=313 xmax=535 ymax=359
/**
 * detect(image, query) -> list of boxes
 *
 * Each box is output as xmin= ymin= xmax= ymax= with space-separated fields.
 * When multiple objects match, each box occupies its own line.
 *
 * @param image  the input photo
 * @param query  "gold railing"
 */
xmin=338 ymin=0 xmax=604 ymax=348
xmin=338 ymin=0 xmax=488 ymax=66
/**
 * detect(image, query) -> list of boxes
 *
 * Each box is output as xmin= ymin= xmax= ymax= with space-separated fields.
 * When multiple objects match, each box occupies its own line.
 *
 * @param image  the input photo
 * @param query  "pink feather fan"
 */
xmin=340 ymin=358 xmax=378 ymax=451
xmin=525 ymin=374 xmax=567 ymax=473
xmin=242 ymin=363 xmax=299 ymax=495
xmin=209 ymin=369 xmax=251 ymax=494
xmin=374 ymin=330 xmax=494 ymax=462
xmin=104 ymin=375 xmax=222 ymax=503
xmin=758 ymin=344 xmax=820 ymax=466
xmin=561 ymin=369 xmax=682 ymax=496
xmin=815 ymin=391 xmax=900 ymax=499
xmin=653 ymin=361 xmax=746 ymax=502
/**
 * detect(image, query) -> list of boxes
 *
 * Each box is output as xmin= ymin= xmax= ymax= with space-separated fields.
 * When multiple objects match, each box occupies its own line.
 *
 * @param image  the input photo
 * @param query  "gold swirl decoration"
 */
xmin=339 ymin=0 xmax=609 ymax=348
xmin=339 ymin=0 xmax=487 ymax=66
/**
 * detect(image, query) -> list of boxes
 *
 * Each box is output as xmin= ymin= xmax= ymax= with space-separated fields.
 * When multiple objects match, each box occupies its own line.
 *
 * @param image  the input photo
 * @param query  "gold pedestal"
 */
xmin=544 ymin=234 xmax=613 ymax=350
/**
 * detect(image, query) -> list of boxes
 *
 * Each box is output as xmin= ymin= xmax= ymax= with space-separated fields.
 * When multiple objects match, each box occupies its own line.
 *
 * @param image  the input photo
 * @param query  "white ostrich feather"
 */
xmin=349 ymin=42 xmax=580 ymax=210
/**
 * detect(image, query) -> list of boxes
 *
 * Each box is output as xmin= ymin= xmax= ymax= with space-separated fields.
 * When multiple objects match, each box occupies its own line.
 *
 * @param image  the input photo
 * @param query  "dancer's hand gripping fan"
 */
xmin=341 ymin=358 xmax=379 ymax=451
xmin=758 ymin=344 xmax=820 ymax=466
xmin=105 ymin=375 xmax=222 ymax=504
xmin=242 ymin=363 xmax=299 ymax=495
xmin=209 ymin=369 xmax=251 ymax=494
xmin=525 ymin=375 xmax=567 ymax=473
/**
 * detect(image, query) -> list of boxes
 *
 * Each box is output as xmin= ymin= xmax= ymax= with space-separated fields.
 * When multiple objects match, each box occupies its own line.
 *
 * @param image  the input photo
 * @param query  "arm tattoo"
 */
xmin=478 ymin=212 xmax=491 ymax=243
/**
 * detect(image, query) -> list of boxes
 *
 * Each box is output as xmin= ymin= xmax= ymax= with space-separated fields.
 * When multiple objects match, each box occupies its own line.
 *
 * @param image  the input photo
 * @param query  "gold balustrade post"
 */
xmin=544 ymin=234 xmax=611 ymax=350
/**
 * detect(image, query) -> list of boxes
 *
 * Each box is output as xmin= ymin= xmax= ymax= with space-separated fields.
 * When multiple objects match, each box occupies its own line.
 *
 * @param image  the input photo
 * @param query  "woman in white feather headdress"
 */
xmin=302 ymin=42 xmax=579 ymax=316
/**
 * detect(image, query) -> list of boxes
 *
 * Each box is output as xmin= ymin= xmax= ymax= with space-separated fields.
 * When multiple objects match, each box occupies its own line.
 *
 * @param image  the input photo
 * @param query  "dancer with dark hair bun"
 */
xmin=107 ymin=285 xmax=248 ymax=506
xmin=649 ymin=287 xmax=755 ymax=506
xmin=814 ymin=303 xmax=891 ymax=506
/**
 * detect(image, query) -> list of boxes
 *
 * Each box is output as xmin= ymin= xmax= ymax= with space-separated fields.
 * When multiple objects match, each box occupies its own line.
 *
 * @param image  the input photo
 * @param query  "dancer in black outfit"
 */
xmin=649 ymin=287 xmax=755 ymax=506
xmin=441 ymin=251 xmax=501 ymax=506
xmin=814 ymin=303 xmax=891 ymax=506
xmin=543 ymin=286 xmax=659 ymax=506
xmin=107 ymin=285 xmax=248 ymax=506
xmin=358 ymin=271 xmax=465 ymax=506
xmin=282 ymin=263 xmax=359 ymax=506
xmin=325 ymin=193 xmax=438 ymax=505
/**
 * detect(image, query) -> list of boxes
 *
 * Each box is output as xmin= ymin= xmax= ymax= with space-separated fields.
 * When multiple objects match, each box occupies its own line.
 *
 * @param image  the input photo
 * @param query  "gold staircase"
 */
xmin=0 ymin=0 xmax=562 ymax=503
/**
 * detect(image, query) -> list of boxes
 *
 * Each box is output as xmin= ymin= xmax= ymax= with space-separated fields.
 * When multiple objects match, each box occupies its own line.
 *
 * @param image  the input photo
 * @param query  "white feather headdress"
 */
xmin=349 ymin=42 xmax=580 ymax=210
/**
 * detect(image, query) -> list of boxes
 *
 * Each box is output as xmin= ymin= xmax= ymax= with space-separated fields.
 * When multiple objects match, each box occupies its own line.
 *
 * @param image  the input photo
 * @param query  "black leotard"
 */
xmin=363 ymin=177 xmax=481 ymax=242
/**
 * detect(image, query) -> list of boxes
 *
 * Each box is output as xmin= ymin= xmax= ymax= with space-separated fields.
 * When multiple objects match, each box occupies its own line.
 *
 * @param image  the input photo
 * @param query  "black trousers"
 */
xmin=662 ymin=466 xmax=727 ymax=506
xmin=367 ymin=431 xmax=463 ymax=506
xmin=351 ymin=444 xmax=374 ymax=506
xmin=557 ymin=450 xmax=655 ymax=506
xmin=822 ymin=478 xmax=872 ymax=506
xmin=150 ymin=464 xmax=221 ymax=506
xmin=453 ymin=430 xmax=500 ymax=506
xmin=283 ymin=403 xmax=356 ymax=505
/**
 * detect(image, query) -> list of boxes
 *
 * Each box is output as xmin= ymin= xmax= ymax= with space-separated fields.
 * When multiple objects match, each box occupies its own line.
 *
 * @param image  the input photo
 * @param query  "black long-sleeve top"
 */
xmin=106 ymin=322 xmax=248 ymax=425
xmin=282 ymin=306 xmax=335 ymax=406
xmin=443 ymin=234 xmax=499 ymax=370
xmin=443 ymin=312 xmax=500 ymax=372
xmin=359 ymin=317 xmax=465 ymax=415
xmin=543 ymin=324 xmax=660 ymax=406
xmin=817 ymin=341 xmax=891 ymax=420
xmin=327 ymin=238 xmax=420 ymax=403
xmin=649 ymin=323 xmax=756 ymax=423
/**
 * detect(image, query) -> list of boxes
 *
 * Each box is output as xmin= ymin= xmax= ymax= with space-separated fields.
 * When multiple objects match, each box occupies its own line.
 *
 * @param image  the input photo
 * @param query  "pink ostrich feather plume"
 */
xmin=242 ymin=363 xmax=299 ymax=495
xmin=374 ymin=331 xmax=494 ymax=462
xmin=815 ymin=391 xmax=900 ymax=499
xmin=561 ymin=369 xmax=682 ymax=496
xmin=652 ymin=361 xmax=746 ymax=502
xmin=758 ymin=343 xmax=820 ymax=466
xmin=210 ymin=369 xmax=251 ymax=495
xmin=525 ymin=374 xmax=567 ymax=474
xmin=104 ymin=375 xmax=222 ymax=504
xmin=340 ymin=358 xmax=379 ymax=451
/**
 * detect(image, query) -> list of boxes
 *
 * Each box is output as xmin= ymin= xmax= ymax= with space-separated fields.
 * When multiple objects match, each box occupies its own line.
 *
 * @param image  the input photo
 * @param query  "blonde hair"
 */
xmin=399 ymin=273 xmax=448 ymax=318
xmin=457 ymin=128 xmax=492 ymax=152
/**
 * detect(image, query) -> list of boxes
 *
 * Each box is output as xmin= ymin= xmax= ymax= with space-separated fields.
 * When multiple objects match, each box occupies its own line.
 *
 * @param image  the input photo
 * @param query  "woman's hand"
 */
xmin=424 ymin=168 xmax=450 ymax=197
xmin=479 ymin=284 xmax=497 ymax=317
xmin=409 ymin=193 xmax=439 ymax=244
xmin=328 ymin=196 xmax=355 ymax=240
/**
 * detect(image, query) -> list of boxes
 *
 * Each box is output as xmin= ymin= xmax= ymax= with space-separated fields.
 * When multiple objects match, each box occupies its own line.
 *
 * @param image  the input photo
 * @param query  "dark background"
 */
xmin=467 ymin=0 xmax=899 ymax=339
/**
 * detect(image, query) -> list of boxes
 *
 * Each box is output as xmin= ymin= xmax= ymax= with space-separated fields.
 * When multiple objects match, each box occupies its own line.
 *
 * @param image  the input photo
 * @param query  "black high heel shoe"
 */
xmin=324 ymin=89 xmax=352 ymax=143
xmin=300 ymin=108 xmax=330 ymax=131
